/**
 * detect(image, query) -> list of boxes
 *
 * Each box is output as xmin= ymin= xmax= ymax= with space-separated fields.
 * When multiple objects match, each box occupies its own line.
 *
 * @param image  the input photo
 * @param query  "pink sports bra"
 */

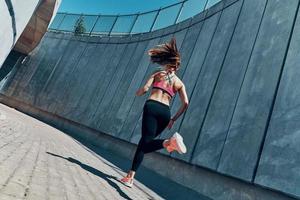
xmin=152 ymin=78 xmax=176 ymax=98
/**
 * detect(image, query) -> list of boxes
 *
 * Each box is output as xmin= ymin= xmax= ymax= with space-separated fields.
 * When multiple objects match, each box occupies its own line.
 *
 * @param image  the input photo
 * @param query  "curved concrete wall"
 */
xmin=0 ymin=0 xmax=61 ymax=67
xmin=1 ymin=0 xmax=300 ymax=198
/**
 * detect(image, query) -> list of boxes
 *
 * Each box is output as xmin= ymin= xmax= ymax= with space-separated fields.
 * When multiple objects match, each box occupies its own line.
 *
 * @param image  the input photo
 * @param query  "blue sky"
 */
xmin=58 ymin=0 xmax=181 ymax=15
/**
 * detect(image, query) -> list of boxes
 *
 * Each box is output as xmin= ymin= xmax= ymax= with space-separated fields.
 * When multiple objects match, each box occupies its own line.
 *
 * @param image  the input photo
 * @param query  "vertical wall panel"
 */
xmin=217 ymin=0 xmax=299 ymax=181
xmin=74 ymin=43 xmax=119 ymax=125
xmin=172 ymin=1 xmax=242 ymax=162
xmin=99 ymin=38 xmax=151 ymax=136
xmin=82 ymin=42 xmax=127 ymax=126
xmin=90 ymin=41 xmax=139 ymax=130
xmin=32 ymin=35 xmax=73 ymax=107
xmin=12 ymin=33 xmax=70 ymax=103
xmin=28 ymin=37 xmax=71 ymax=106
xmin=65 ymin=39 xmax=114 ymax=123
xmin=50 ymin=37 xmax=104 ymax=117
xmin=51 ymin=37 xmax=92 ymax=115
xmin=42 ymin=37 xmax=89 ymax=112
xmin=191 ymin=0 xmax=267 ymax=170
xmin=255 ymin=4 xmax=300 ymax=197
xmin=7 ymin=37 xmax=48 ymax=99
xmin=60 ymin=38 xmax=110 ymax=122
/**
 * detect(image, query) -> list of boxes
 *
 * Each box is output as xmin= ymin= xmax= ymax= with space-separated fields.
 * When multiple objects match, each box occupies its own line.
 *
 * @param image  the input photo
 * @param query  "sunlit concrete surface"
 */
xmin=0 ymin=103 xmax=210 ymax=200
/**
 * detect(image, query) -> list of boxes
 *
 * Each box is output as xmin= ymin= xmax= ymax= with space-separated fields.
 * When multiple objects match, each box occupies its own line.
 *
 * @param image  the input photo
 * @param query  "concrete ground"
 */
xmin=0 ymin=103 xmax=211 ymax=200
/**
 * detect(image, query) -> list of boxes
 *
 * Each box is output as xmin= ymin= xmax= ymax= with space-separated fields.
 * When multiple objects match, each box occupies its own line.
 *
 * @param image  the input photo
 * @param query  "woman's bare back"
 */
xmin=148 ymin=71 xmax=184 ymax=106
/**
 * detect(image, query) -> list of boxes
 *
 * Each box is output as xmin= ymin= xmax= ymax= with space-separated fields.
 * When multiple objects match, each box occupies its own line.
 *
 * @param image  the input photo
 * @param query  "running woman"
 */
xmin=120 ymin=38 xmax=189 ymax=187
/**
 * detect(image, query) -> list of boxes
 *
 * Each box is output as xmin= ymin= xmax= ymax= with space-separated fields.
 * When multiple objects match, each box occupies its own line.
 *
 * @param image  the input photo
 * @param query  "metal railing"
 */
xmin=48 ymin=0 xmax=221 ymax=36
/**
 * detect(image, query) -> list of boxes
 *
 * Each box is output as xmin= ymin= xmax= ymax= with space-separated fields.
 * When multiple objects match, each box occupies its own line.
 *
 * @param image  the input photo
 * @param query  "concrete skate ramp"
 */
xmin=1 ymin=0 xmax=300 ymax=199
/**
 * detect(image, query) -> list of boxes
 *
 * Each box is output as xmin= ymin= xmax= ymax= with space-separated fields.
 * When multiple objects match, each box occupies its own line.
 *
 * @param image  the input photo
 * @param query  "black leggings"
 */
xmin=131 ymin=99 xmax=171 ymax=172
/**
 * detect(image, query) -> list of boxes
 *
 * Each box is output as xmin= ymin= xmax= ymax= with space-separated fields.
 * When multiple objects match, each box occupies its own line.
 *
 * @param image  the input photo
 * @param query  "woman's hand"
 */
xmin=136 ymin=88 xmax=145 ymax=96
xmin=167 ymin=119 xmax=175 ymax=129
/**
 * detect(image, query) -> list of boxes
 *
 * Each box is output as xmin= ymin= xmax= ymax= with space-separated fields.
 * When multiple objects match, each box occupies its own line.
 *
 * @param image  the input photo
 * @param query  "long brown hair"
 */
xmin=148 ymin=37 xmax=181 ymax=70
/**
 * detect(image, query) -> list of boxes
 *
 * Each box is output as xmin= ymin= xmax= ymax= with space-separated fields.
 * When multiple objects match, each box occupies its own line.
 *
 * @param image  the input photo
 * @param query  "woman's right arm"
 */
xmin=135 ymin=71 xmax=161 ymax=96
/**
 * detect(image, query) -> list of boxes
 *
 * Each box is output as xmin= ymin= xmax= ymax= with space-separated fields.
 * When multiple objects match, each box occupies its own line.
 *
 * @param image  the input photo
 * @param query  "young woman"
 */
xmin=120 ymin=38 xmax=189 ymax=187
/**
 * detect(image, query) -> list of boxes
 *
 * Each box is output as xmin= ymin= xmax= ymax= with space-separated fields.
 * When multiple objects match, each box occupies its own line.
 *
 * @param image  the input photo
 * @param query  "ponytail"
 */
xmin=148 ymin=37 xmax=181 ymax=69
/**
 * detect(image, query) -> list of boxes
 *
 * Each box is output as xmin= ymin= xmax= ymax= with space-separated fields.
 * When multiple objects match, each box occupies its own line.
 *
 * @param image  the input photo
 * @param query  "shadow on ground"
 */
xmin=46 ymin=152 xmax=134 ymax=200
xmin=60 ymin=136 xmax=212 ymax=200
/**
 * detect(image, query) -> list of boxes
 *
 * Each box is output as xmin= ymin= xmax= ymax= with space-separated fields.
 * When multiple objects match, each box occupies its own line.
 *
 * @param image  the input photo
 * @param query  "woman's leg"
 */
xmin=139 ymin=122 xmax=169 ymax=153
xmin=130 ymin=109 xmax=158 ymax=173
xmin=140 ymin=105 xmax=171 ymax=153
xmin=126 ymin=101 xmax=170 ymax=178
xmin=131 ymin=104 xmax=170 ymax=169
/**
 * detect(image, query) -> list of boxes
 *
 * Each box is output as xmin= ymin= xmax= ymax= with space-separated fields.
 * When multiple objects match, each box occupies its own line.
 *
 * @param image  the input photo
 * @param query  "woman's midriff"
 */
xmin=148 ymin=89 xmax=172 ymax=106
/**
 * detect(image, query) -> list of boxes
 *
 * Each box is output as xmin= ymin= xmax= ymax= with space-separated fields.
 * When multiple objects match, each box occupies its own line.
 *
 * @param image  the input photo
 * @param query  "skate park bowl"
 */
xmin=1 ymin=0 xmax=300 ymax=199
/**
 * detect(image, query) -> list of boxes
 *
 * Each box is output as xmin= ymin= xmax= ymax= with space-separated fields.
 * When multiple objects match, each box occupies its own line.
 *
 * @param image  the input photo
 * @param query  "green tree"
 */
xmin=74 ymin=16 xmax=86 ymax=35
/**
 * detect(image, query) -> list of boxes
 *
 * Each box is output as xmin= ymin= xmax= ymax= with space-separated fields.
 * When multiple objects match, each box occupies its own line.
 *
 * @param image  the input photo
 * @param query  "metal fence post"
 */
xmin=150 ymin=7 xmax=161 ymax=32
xmin=57 ymin=12 xmax=67 ymax=30
xmin=204 ymin=0 xmax=210 ymax=11
xmin=175 ymin=1 xmax=185 ymax=24
xmin=129 ymin=13 xmax=139 ymax=35
xmin=108 ymin=14 xmax=119 ymax=36
xmin=89 ymin=15 xmax=100 ymax=36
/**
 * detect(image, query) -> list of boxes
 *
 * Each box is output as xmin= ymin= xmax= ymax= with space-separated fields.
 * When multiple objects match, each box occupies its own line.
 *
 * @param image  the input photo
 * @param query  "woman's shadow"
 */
xmin=46 ymin=152 xmax=133 ymax=200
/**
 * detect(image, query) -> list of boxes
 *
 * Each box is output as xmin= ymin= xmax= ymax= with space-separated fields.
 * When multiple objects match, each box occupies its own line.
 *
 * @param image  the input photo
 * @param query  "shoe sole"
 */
xmin=173 ymin=132 xmax=187 ymax=154
xmin=123 ymin=182 xmax=133 ymax=188
xmin=119 ymin=178 xmax=133 ymax=188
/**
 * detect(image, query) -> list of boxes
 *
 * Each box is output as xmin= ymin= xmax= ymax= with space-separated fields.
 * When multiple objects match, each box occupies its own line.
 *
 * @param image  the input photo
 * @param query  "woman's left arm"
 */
xmin=136 ymin=72 xmax=158 ymax=96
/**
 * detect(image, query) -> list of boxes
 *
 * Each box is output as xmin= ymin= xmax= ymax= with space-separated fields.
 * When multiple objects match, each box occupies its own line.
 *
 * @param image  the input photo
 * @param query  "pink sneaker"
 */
xmin=169 ymin=132 xmax=187 ymax=154
xmin=120 ymin=176 xmax=134 ymax=187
